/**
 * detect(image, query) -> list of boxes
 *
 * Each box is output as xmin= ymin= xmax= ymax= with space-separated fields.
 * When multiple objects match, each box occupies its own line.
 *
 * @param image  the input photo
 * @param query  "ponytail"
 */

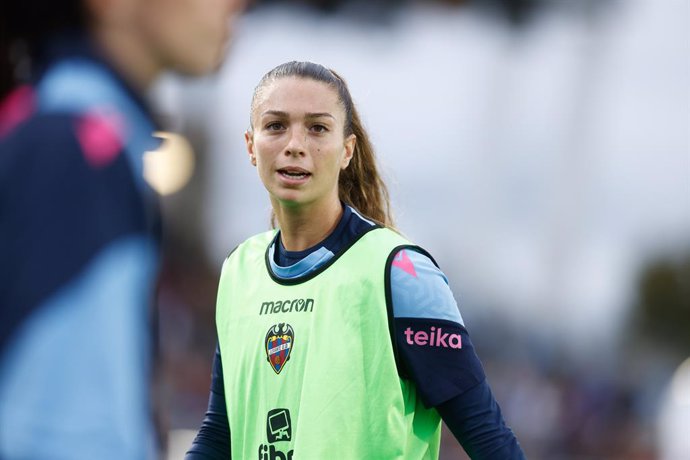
xmin=337 ymin=100 xmax=393 ymax=227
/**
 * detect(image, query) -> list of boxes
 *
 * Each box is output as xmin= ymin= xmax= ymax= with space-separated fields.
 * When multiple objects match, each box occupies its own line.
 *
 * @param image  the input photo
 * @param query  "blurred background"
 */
xmin=149 ymin=0 xmax=689 ymax=458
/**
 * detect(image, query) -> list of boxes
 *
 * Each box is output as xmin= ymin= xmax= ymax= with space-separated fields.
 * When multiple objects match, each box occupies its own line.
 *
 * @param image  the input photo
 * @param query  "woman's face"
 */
xmin=246 ymin=77 xmax=355 ymax=211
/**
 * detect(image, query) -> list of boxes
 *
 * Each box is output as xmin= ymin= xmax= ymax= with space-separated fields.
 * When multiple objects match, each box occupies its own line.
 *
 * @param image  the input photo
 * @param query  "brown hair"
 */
xmin=250 ymin=61 xmax=394 ymax=228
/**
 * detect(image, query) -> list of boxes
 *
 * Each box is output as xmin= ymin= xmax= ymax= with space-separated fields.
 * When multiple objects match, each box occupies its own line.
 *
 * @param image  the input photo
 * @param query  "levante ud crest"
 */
xmin=265 ymin=323 xmax=294 ymax=374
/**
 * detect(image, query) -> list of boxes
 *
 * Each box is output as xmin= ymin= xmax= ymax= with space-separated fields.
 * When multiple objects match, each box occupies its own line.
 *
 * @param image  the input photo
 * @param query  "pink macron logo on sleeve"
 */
xmin=404 ymin=326 xmax=462 ymax=349
xmin=392 ymin=249 xmax=417 ymax=278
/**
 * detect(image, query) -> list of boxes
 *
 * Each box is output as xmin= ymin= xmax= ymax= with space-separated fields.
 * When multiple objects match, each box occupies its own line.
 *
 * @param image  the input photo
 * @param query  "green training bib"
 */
xmin=216 ymin=227 xmax=441 ymax=459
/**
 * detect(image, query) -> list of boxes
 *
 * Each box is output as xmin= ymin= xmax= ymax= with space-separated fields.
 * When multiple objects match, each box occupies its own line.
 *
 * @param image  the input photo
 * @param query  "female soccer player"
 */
xmin=187 ymin=61 xmax=525 ymax=459
xmin=0 ymin=0 xmax=244 ymax=458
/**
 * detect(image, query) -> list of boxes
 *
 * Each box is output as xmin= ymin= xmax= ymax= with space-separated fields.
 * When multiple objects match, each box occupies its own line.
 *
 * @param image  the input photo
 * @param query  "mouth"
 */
xmin=277 ymin=167 xmax=311 ymax=181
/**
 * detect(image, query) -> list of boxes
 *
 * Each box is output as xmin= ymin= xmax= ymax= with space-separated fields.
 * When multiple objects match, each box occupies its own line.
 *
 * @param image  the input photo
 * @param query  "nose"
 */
xmin=284 ymin=128 xmax=306 ymax=157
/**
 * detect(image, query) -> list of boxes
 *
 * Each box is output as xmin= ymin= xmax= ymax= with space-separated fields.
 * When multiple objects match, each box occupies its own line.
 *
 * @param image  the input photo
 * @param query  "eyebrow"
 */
xmin=260 ymin=110 xmax=335 ymax=120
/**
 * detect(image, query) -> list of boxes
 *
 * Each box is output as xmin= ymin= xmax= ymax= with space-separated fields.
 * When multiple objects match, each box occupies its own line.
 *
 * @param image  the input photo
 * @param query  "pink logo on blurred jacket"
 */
xmin=75 ymin=109 xmax=125 ymax=168
xmin=0 ymin=85 xmax=35 ymax=138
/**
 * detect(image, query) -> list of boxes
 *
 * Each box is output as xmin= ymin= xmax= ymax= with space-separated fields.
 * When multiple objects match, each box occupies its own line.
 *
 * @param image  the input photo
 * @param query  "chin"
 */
xmin=175 ymin=52 xmax=224 ymax=77
xmin=273 ymin=192 xmax=308 ymax=209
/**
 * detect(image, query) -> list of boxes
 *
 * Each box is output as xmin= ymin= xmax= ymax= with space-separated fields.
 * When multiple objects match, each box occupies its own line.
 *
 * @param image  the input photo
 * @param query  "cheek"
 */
xmin=324 ymin=142 xmax=346 ymax=167
xmin=252 ymin=141 xmax=276 ymax=170
xmin=253 ymin=155 xmax=270 ymax=181
xmin=315 ymin=149 xmax=346 ymax=180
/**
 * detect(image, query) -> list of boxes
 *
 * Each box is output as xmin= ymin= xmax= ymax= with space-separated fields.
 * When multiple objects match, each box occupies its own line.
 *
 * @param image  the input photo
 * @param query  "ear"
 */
xmin=341 ymin=133 xmax=356 ymax=169
xmin=245 ymin=130 xmax=257 ymax=166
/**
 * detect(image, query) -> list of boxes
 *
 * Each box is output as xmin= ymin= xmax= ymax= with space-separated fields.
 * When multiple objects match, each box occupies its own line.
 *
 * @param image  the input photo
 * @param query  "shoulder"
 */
xmin=1 ymin=107 xmax=139 ymax=211
xmin=223 ymin=230 xmax=277 ymax=268
xmin=237 ymin=230 xmax=278 ymax=253
xmin=0 ymin=88 xmax=148 ymax=261
xmin=355 ymin=226 xmax=411 ymax=253
xmin=1 ymin=78 xmax=130 ymax=178
xmin=388 ymin=247 xmax=464 ymax=325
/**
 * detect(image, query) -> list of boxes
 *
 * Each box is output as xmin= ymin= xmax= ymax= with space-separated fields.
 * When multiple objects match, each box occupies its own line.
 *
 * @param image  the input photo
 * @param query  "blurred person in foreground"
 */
xmin=0 ymin=0 xmax=245 ymax=458
xmin=186 ymin=61 xmax=525 ymax=459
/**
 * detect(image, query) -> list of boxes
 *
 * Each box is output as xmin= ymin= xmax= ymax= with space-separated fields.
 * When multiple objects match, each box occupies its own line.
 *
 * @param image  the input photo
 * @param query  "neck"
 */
xmin=273 ymin=197 xmax=343 ymax=251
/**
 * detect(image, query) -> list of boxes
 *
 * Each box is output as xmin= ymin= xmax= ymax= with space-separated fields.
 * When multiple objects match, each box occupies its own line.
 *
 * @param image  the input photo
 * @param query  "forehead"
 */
xmin=254 ymin=77 xmax=343 ymax=118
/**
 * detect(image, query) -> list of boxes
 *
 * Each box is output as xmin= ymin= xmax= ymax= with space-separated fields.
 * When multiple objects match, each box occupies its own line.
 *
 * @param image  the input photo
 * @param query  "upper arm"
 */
xmin=389 ymin=248 xmax=485 ymax=407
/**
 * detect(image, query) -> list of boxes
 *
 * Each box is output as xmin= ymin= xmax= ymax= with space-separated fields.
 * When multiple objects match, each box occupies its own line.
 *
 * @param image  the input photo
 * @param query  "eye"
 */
xmin=265 ymin=121 xmax=284 ymax=131
xmin=310 ymin=124 xmax=328 ymax=133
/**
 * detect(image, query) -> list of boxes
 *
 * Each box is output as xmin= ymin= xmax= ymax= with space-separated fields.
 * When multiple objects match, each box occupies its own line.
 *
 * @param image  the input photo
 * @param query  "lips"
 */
xmin=277 ymin=167 xmax=311 ymax=181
